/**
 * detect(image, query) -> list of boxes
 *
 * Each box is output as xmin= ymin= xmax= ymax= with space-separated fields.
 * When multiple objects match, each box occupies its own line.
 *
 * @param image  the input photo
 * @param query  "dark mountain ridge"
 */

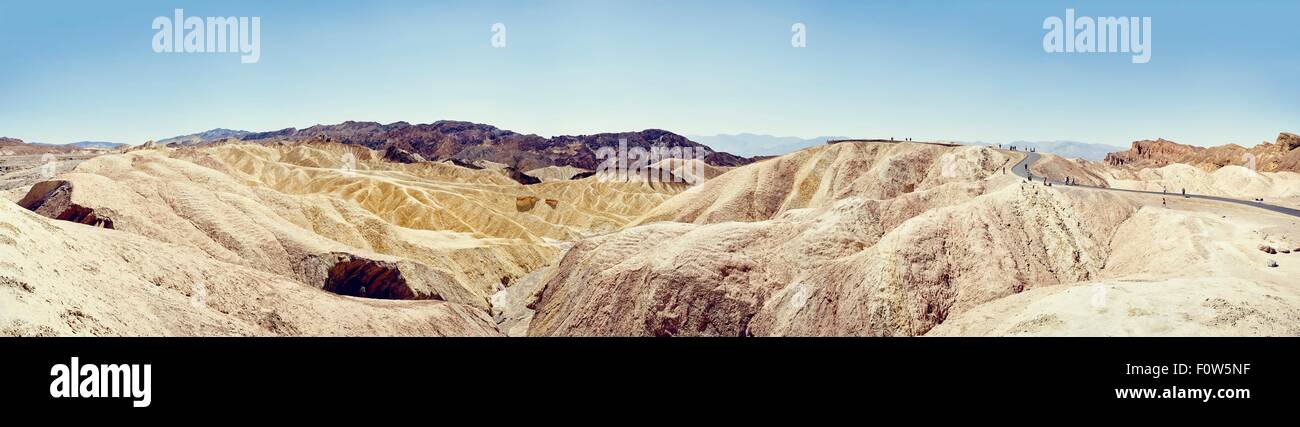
xmin=239 ymin=120 xmax=751 ymax=170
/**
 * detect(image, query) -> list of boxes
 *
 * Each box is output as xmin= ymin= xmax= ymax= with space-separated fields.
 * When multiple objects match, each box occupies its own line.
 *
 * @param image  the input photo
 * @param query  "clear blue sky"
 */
xmin=1 ymin=0 xmax=1295 ymax=147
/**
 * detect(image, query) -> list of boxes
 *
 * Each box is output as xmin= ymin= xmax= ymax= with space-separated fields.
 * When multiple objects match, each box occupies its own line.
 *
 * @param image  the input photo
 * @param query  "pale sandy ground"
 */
xmin=932 ymin=194 xmax=1300 ymax=336
xmin=928 ymin=278 xmax=1300 ymax=336
xmin=1273 ymin=197 xmax=1300 ymax=210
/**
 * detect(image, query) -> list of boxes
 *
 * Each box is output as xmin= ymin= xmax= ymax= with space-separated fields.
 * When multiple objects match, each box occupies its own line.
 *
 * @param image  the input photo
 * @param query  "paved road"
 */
xmin=1008 ymin=151 xmax=1300 ymax=218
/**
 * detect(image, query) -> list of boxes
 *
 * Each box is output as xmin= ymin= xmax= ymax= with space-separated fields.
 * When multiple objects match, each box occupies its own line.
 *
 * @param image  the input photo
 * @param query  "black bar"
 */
xmin=1 ymin=338 xmax=1294 ymax=413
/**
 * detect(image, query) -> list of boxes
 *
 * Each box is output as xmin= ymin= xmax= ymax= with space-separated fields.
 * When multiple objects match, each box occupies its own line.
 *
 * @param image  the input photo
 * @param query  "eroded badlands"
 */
xmin=4 ymin=139 xmax=1299 ymax=336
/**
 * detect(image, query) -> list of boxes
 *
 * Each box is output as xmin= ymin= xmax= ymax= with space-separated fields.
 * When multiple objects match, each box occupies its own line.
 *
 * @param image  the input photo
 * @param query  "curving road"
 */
xmin=1008 ymin=151 xmax=1300 ymax=218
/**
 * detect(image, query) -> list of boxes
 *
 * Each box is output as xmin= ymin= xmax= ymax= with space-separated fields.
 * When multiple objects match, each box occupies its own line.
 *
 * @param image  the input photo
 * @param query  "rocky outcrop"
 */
xmin=446 ymin=158 xmax=483 ymax=170
xmin=524 ymin=165 xmax=591 ymax=182
xmin=513 ymin=196 xmax=560 ymax=212
xmin=516 ymin=196 xmax=540 ymax=212
xmin=1278 ymin=132 xmax=1300 ymax=152
xmin=382 ymin=145 xmax=426 ymax=164
xmin=1104 ymin=139 xmax=1203 ymax=168
xmin=1104 ymin=133 xmax=1300 ymax=172
xmin=294 ymin=252 xmax=470 ymax=303
xmin=130 ymin=140 xmax=160 ymax=151
xmin=18 ymin=180 xmax=115 ymax=229
xmin=503 ymin=166 xmax=541 ymax=185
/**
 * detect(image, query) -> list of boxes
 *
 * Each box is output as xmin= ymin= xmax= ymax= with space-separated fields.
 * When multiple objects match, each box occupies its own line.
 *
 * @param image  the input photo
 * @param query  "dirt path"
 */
xmin=1009 ymin=150 xmax=1300 ymax=218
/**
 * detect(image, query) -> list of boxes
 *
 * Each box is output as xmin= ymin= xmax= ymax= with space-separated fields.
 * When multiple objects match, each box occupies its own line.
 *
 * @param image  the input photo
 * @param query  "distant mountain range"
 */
xmin=965 ymin=140 xmax=1124 ymax=161
xmin=0 ymin=137 xmax=126 ymax=154
xmin=155 ymin=128 xmax=251 ymax=146
xmin=189 ymin=121 xmax=752 ymax=170
xmin=14 ymin=125 xmax=1300 ymax=174
xmin=687 ymin=134 xmax=846 ymax=158
xmin=65 ymin=141 xmax=128 ymax=150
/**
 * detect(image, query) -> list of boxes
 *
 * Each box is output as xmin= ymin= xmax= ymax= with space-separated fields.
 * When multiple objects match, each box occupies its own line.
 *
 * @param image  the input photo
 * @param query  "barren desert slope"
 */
xmin=3 ymin=142 xmax=684 ymax=335
xmin=518 ymin=141 xmax=1300 ymax=336
xmin=0 ymin=200 xmax=500 ymax=336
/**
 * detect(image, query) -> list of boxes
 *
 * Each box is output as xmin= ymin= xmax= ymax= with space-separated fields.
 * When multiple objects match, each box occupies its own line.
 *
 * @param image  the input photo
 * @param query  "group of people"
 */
xmin=1018 ymin=164 xmax=1081 ymax=187
xmin=1160 ymin=187 xmax=1190 ymax=198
